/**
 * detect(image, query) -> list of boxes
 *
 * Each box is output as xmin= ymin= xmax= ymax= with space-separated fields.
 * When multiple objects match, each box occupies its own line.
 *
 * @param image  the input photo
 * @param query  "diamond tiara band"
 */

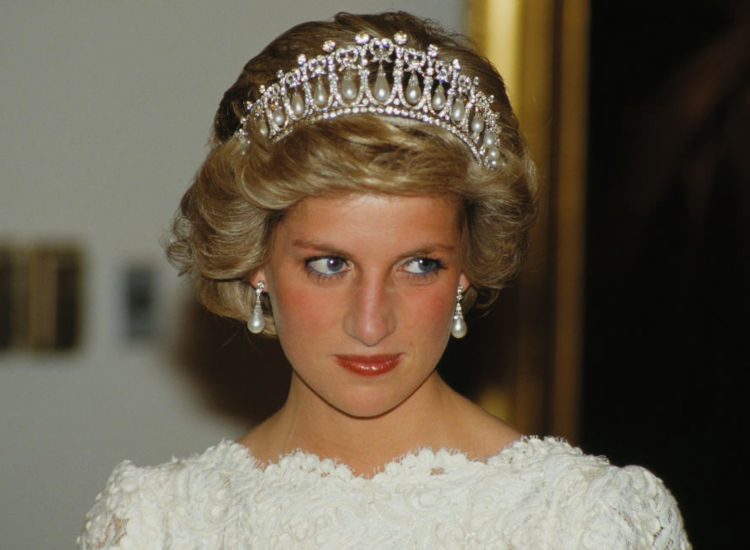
xmin=234 ymin=30 xmax=504 ymax=169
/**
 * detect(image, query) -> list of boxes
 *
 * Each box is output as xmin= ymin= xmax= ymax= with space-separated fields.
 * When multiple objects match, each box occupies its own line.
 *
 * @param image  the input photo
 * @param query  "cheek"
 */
xmin=403 ymin=286 xmax=456 ymax=334
xmin=271 ymin=284 xmax=337 ymax=338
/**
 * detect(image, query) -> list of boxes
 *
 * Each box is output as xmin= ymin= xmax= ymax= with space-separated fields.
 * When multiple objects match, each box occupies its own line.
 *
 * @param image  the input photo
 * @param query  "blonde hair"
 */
xmin=168 ymin=11 xmax=537 ymax=335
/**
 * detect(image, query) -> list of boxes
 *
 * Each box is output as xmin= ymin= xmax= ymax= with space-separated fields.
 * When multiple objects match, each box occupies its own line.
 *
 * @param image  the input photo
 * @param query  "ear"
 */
xmin=249 ymin=267 xmax=267 ymax=289
xmin=459 ymin=273 xmax=471 ymax=291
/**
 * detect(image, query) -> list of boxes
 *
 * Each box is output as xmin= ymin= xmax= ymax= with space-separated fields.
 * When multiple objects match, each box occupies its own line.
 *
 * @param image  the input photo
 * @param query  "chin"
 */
xmin=329 ymin=389 xmax=407 ymax=420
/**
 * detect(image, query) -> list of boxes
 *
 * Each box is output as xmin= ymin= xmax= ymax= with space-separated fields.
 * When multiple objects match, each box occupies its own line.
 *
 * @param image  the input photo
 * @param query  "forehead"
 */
xmin=273 ymin=193 xmax=462 ymax=248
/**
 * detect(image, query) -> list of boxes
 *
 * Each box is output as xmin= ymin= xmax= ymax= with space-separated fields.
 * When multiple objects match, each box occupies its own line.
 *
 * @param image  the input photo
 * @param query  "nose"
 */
xmin=343 ymin=275 xmax=396 ymax=346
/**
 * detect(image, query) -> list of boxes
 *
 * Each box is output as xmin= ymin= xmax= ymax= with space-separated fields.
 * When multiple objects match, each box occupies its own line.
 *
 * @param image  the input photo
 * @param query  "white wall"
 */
xmin=0 ymin=1 xmax=464 ymax=547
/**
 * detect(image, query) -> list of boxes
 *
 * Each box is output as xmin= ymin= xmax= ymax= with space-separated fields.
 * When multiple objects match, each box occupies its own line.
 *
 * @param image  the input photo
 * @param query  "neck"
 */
xmin=250 ymin=371 xmax=465 ymax=476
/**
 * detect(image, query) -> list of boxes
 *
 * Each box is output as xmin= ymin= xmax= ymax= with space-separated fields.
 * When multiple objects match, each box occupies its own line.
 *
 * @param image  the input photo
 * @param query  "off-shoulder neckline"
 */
xmin=209 ymin=435 xmax=578 ymax=481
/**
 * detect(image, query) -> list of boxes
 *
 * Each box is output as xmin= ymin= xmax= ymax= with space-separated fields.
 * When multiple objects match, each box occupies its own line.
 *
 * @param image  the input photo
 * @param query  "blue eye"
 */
xmin=306 ymin=256 xmax=350 ymax=276
xmin=403 ymin=257 xmax=444 ymax=275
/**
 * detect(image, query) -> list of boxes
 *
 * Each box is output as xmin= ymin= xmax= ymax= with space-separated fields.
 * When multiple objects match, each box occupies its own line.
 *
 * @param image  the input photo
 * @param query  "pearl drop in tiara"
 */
xmin=234 ymin=30 xmax=504 ymax=169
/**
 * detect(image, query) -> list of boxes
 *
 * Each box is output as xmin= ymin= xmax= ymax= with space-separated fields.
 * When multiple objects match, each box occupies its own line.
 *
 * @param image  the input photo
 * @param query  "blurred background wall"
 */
xmin=0 ymin=2 xmax=464 ymax=547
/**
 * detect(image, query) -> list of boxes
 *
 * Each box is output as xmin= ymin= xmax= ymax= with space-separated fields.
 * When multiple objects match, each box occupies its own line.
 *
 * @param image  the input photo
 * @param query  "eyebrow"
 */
xmin=291 ymin=239 xmax=456 ymax=258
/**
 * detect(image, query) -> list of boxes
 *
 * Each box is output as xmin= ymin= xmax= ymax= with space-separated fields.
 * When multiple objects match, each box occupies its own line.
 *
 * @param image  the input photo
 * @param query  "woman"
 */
xmin=79 ymin=12 xmax=690 ymax=549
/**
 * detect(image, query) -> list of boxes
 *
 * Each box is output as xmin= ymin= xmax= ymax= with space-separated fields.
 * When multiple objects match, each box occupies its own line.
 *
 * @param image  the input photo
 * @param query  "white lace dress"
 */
xmin=77 ymin=437 xmax=690 ymax=549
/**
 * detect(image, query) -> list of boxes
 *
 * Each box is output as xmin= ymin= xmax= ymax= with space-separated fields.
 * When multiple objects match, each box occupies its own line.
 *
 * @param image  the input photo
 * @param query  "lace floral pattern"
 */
xmin=77 ymin=437 xmax=691 ymax=549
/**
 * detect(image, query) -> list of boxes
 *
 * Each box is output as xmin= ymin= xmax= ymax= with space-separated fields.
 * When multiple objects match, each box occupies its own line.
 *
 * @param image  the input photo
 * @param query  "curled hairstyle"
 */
xmin=168 ymin=11 xmax=537 ymax=335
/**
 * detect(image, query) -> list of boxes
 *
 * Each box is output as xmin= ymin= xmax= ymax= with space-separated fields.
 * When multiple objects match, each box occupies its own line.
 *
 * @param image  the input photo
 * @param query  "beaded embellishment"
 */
xmin=234 ymin=31 xmax=503 ymax=169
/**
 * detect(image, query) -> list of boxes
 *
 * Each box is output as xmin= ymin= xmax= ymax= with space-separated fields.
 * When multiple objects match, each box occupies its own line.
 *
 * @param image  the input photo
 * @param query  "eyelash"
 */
xmin=303 ymin=256 xmax=446 ymax=281
xmin=402 ymin=257 xmax=446 ymax=280
xmin=304 ymin=256 xmax=350 ymax=281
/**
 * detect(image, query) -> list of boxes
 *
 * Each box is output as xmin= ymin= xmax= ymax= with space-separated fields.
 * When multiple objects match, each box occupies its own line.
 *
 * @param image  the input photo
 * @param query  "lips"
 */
xmin=334 ymin=354 xmax=402 ymax=376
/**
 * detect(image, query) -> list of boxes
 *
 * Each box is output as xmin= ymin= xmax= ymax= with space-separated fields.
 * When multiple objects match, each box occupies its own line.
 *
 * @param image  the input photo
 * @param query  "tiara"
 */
xmin=234 ymin=30 xmax=503 ymax=169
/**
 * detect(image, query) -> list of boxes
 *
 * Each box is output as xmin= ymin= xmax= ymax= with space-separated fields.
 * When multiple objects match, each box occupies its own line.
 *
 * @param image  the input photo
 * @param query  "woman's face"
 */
xmin=254 ymin=194 xmax=469 ymax=419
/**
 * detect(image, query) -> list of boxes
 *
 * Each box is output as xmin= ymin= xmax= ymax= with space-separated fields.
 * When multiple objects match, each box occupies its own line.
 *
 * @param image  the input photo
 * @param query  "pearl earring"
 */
xmin=247 ymin=282 xmax=265 ymax=334
xmin=451 ymin=284 xmax=467 ymax=339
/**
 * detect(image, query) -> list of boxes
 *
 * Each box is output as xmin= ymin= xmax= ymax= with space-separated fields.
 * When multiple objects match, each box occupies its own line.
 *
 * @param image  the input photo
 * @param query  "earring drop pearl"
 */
xmin=247 ymin=282 xmax=265 ymax=334
xmin=452 ymin=311 xmax=467 ymax=339
xmin=451 ymin=284 xmax=467 ymax=339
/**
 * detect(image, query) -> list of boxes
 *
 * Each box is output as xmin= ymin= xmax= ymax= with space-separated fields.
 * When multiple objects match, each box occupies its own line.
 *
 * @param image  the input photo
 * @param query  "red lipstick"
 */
xmin=335 ymin=354 xmax=402 ymax=376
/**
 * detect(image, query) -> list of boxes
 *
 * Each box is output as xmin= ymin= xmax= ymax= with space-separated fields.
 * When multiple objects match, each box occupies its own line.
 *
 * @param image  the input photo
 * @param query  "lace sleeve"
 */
xmin=77 ymin=460 xmax=168 ymax=550
xmin=580 ymin=464 xmax=691 ymax=550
